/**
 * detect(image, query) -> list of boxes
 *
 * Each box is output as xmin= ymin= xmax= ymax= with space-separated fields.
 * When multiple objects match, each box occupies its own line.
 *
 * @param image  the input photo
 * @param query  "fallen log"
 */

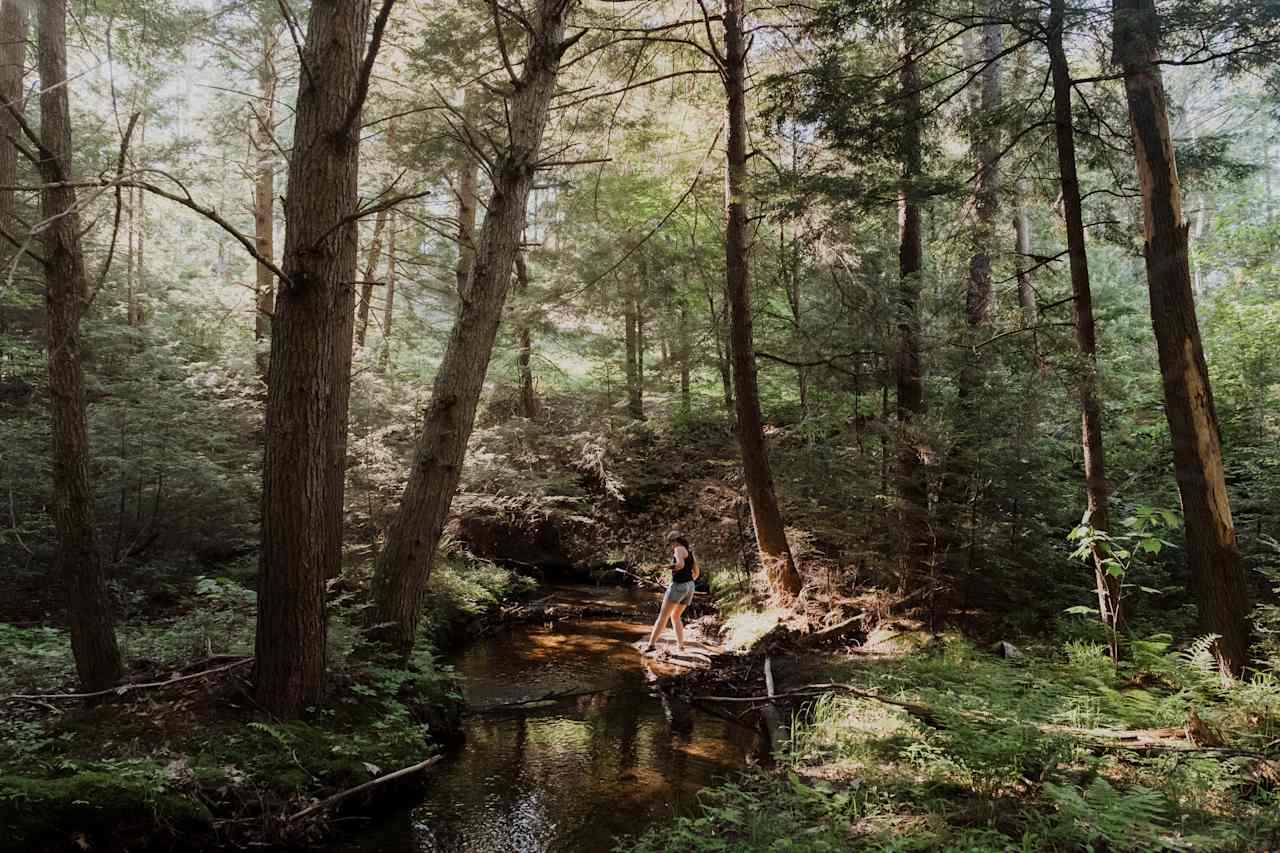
xmin=2 ymin=657 xmax=254 ymax=703
xmin=698 ymin=681 xmax=944 ymax=729
xmin=286 ymin=755 xmax=442 ymax=823
xmin=469 ymin=686 xmax=635 ymax=715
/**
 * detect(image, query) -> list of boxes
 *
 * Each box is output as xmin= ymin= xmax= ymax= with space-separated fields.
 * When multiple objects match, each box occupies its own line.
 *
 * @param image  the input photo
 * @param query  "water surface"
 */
xmin=328 ymin=586 xmax=755 ymax=853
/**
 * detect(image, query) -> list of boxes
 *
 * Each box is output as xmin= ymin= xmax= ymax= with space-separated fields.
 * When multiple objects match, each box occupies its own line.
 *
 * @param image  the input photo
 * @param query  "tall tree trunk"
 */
xmin=253 ymin=31 xmax=277 ymax=381
xmin=1050 ymin=0 xmax=1122 ymax=658
xmin=380 ymin=208 xmax=396 ymax=371
xmin=624 ymin=293 xmax=642 ymax=419
xmin=1014 ymin=183 xmax=1036 ymax=327
xmin=678 ymin=298 xmax=691 ymax=411
xmin=723 ymin=0 xmax=800 ymax=598
xmin=896 ymin=18 xmax=928 ymax=586
xmin=514 ymin=250 xmax=539 ymax=418
xmin=965 ymin=20 xmax=1000 ymax=333
xmin=367 ymin=0 xmax=576 ymax=655
xmin=0 ymin=0 xmax=26 ymax=328
xmin=255 ymin=0 xmax=376 ymax=716
xmin=950 ymin=18 xmax=1001 ymax=530
xmin=354 ymin=206 xmax=387 ymax=348
xmin=1113 ymin=0 xmax=1250 ymax=676
xmin=129 ymin=116 xmax=146 ymax=327
xmin=37 ymin=0 xmax=123 ymax=692
xmin=706 ymin=283 xmax=733 ymax=409
xmin=455 ymin=89 xmax=478 ymax=300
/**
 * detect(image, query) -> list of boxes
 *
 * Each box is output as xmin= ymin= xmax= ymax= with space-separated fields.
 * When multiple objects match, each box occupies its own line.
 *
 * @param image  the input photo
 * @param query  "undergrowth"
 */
xmin=620 ymin=637 xmax=1280 ymax=852
xmin=0 ymin=549 xmax=529 ymax=851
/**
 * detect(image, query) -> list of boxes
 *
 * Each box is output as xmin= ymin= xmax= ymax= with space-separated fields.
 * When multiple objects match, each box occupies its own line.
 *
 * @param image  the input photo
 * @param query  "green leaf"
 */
xmin=1065 ymin=605 xmax=1100 ymax=616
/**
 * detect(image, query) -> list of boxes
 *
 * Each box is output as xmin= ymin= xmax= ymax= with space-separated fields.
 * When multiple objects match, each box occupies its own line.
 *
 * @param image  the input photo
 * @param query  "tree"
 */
xmin=455 ymin=89 xmax=479 ymax=299
xmin=1049 ymin=0 xmax=1121 ymax=657
xmin=1113 ymin=0 xmax=1250 ymax=676
xmin=368 ymin=0 xmax=580 ymax=655
xmin=895 ymin=11 xmax=928 ymax=586
xmin=354 ymin=207 xmax=387 ymax=348
xmin=514 ymin=250 xmax=540 ymax=418
xmin=255 ymin=0 xmax=391 ymax=716
xmin=0 ymin=0 xmax=27 ymax=334
xmin=722 ymin=0 xmax=801 ymax=598
xmin=624 ymin=290 xmax=644 ymax=419
xmin=380 ymin=203 xmax=396 ymax=371
xmin=33 ymin=0 xmax=124 ymax=692
xmin=252 ymin=23 xmax=280 ymax=381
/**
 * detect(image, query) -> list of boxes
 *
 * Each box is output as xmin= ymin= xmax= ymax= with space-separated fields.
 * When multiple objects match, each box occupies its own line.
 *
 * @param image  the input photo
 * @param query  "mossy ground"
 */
xmin=0 ymin=554 xmax=524 ymax=853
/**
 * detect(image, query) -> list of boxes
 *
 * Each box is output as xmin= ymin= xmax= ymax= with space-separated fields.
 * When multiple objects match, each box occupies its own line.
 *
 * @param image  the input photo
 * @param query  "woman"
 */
xmin=644 ymin=532 xmax=699 ymax=653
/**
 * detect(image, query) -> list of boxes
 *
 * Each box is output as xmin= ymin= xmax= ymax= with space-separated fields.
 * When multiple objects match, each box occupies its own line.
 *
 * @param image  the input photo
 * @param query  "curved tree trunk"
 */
xmin=37 ymin=0 xmax=124 ymax=692
xmin=367 ymin=0 xmax=577 ymax=655
xmin=1113 ymin=0 xmax=1250 ymax=677
xmin=255 ymin=0 xmax=375 ymax=716
xmin=724 ymin=0 xmax=800 ymax=598
xmin=1050 ymin=0 xmax=1121 ymax=658
xmin=896 ymin=18 xmax=928 ymax=587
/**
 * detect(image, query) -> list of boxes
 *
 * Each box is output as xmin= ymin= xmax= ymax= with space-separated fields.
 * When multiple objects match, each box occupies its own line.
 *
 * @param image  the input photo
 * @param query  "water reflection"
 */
xmin=327 ymin=587 xmax=754 ymax=853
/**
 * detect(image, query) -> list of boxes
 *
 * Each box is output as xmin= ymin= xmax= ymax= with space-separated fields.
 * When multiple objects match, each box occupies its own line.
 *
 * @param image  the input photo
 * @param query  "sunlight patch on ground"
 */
xmin=721 ymin=609 xmax=785 ymax=651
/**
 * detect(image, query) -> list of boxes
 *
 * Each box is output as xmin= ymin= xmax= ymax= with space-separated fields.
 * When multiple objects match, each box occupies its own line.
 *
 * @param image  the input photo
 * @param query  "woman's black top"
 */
xmin=671 ymin=551 xmax=695 ymax=584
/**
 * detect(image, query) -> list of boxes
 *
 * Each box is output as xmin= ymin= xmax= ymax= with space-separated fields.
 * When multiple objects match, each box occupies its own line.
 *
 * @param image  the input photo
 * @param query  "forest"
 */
xmin=1 ymin=0 xmax=1279 ymax=849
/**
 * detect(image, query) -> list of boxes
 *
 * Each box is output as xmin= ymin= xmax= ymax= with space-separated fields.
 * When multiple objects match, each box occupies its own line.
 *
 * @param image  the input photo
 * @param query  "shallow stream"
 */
xmin=327 ymin=585 xmax=755 ymax=853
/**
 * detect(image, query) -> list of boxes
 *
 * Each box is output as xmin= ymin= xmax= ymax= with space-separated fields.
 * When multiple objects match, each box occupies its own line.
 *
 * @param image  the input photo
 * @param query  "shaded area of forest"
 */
xmin=2 ymin=0 xmax=1280 ymax=849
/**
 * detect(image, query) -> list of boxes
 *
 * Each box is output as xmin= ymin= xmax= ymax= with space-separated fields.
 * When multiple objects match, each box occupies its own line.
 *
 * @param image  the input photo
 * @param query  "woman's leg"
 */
xmin=647 ymin=598 xmax=677 ymax=648
xmin=672 ymin=603 xmax=687 ymax=650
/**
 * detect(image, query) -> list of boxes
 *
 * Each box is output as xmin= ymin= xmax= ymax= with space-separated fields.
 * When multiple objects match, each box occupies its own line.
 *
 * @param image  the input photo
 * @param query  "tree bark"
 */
xmin=1050 ymin=0 xmax=1122 ymax=657
xmin=0 ymin=0 xmax=26 ymax=313
xmin=965 ymin=19 xmax=1000 ymax=335
xmin=355 ymin=206 xmax=386 ymax=349
xmin=514 ymin=250 xmax=539 ymax=418
xmin=367 ymin=0 xmax=576 ymax=654
xmin=255 ymin=0 xmax=375 ymax=716
xmin=129 ymin=116 xmax=146 ymax=327
xmin=624 ymin=292 xmax=642 ymax=419
xmin=380 ymin=208 xmax=396 ymax=371
xmin=253 ymin=29 xmax=278 ymax=381
xmin=455 ymin=90 xmax=478 ymax=300
xmin=896 ymin=18 xmax=928 ymax=585
xmin=678 ymin=298 xmax=691 ymax=411
xmin=1014 ymin=183 xmax=1036 ymax=327
xmin=723 ymin=0 xmax=800 ymax=598
xmin=37 ymin=0 xmax=124 ymax=692
xmin=1113 ymin=0 xmax=1250 ymax=677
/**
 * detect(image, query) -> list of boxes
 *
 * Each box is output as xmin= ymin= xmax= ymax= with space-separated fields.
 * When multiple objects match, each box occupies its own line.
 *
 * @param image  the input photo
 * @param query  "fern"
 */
xmin=1043 ymin=777 xmax=1174 ymax=851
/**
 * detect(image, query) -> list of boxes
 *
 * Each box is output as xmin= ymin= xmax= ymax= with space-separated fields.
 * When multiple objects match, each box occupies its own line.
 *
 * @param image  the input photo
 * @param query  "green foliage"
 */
xmin=623 ymin=638 xmax=1280 ymax=853
xmin=1038 ymin=778 xmax=1173 ymax=851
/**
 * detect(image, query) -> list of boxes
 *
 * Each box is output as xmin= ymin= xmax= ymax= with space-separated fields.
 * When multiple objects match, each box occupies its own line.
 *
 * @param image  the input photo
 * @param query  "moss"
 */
xmin=0 ymin=769 xmax=213 ymax=852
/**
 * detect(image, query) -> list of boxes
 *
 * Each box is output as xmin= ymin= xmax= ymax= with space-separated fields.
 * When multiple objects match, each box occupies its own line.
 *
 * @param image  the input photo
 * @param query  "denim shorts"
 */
xmin=664 ymin=580 xmax=695 ymax=607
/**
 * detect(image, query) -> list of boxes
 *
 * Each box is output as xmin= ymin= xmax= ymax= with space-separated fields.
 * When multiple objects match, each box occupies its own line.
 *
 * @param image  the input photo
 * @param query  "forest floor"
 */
xmin=622 ymin=582 xmax=1280 ymax=852
xmin=3 ymin=394 xmax=1278 ymax=851
xmin=0 ymin=557 xmax=532 ymax=853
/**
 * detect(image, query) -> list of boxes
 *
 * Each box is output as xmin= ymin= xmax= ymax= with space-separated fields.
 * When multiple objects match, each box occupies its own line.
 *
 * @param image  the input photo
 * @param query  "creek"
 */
xmin=326 ymin=585 xmax=756 ymax=853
